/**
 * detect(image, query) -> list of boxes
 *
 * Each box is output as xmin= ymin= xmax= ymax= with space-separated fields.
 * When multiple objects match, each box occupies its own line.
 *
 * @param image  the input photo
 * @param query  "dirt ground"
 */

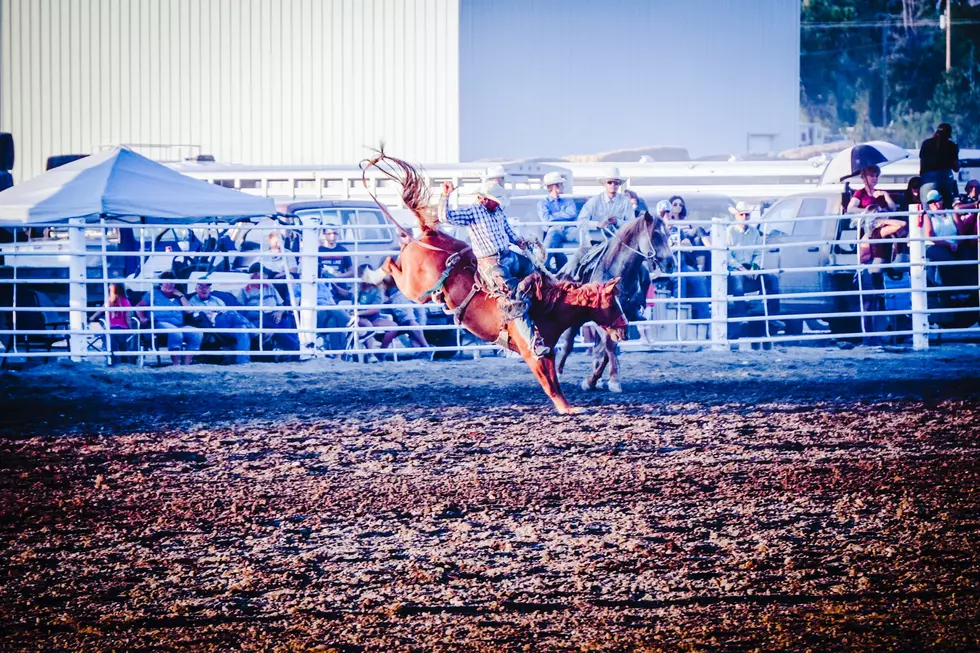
xmin=1 ymin=346 xmax=980 ymax=652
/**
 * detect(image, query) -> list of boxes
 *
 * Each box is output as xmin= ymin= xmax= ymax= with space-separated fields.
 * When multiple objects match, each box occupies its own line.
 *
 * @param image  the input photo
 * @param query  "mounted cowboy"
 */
xmin=438 ymin=179 xmax=550 ymax=357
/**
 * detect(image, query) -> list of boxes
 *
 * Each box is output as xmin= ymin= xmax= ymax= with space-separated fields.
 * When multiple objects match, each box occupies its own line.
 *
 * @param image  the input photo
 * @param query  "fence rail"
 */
xmin=1 ymin=207 xmax=978 ymax=366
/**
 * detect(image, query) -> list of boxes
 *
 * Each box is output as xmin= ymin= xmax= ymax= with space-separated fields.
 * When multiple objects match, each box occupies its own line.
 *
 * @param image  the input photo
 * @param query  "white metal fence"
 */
xmin=1 ymin=208 xmax=978 ymax=366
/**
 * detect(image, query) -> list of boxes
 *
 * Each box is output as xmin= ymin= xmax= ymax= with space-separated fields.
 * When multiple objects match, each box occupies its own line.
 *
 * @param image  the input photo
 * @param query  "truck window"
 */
xmin=762 ymin=199 xmax=801 ymax=236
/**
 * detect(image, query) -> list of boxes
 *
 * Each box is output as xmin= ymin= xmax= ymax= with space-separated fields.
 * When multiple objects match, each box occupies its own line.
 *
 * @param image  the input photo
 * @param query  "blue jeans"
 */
xmin=155 ymin=320 xmax=203 ymax=352
xmin=728 ymin=273 xmax=780 ymax=340
xmin=920 ymin=170 xmax=958 ymax=209
xmin=477 ymin=250 xmax=544 ymax=353
xmin=543 ymin=225 xmax=578 ymax=272
xmin=214 ymin=312 xmax=254 ymax=364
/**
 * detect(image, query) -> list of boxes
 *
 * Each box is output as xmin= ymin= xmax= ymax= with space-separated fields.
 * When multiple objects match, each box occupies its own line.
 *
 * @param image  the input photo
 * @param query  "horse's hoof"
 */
xmin=558 ymin=405 xmax=587 ymax=415
xmin=580 ymin=378 xmax=596 ymax=392
xmin=608 ymin=379 xmax=623 ymax=393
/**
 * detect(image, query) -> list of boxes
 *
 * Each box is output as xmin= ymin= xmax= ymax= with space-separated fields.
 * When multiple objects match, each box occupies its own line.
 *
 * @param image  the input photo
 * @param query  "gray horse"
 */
xmin=556 ymin=211 xmax=673 ymax=392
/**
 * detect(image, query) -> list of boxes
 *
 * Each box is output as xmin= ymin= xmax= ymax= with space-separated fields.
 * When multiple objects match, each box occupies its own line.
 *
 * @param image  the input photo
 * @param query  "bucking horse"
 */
xmin=556 ymin=214 xmax=673 ymax=393
xmin=361 ymin=150 xmax=629 ymax=414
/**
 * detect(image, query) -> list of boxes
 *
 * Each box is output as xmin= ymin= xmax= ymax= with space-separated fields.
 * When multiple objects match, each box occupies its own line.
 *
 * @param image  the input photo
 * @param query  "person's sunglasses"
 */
xmin=672 ymin=201 xmax=683 ymax=207
xmin=606 ymin=180 xmax=621 ymax=186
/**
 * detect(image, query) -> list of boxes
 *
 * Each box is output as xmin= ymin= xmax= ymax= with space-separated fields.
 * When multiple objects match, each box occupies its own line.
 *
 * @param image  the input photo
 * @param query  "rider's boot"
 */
xmin=513 ymin=314 xmax=550 ymax=358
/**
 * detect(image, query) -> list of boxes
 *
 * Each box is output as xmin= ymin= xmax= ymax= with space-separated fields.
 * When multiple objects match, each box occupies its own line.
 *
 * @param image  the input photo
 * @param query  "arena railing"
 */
xmin=1 ymin=208 xmax=978 ymax=364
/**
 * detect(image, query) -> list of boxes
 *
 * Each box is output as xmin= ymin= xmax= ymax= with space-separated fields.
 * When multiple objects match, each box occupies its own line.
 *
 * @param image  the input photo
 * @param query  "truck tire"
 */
xmin=0 ymin=171 xmax=12 ymax=192
xmin=0 ymin=133 xmax=13 ymax=171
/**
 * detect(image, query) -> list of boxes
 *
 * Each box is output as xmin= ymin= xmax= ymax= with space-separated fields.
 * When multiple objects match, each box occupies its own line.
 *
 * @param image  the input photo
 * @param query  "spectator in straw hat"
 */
xmin=538 ymin=171 xmax=579 ymax=272
xmin=438 ymin=179 xmax=550 ymax=357
xmin=577 ymin=166 xmax=634 ymax=246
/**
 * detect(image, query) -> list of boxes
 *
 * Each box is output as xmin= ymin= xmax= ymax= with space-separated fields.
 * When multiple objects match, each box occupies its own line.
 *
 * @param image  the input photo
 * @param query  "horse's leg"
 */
xmin=581 ymin=335 xmax=608 ymax=391
xmin=606 ymin=336 xmax=623 ymax=393
xmin=556 ymin=327 xmax=577 ymax=375
xmin=510 ymin=325 xmax=581 ymax=414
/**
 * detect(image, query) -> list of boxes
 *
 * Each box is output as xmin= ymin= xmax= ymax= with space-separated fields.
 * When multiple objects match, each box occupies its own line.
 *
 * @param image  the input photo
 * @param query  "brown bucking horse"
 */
xmin=361 ymin=151 xmax=628 ymax=414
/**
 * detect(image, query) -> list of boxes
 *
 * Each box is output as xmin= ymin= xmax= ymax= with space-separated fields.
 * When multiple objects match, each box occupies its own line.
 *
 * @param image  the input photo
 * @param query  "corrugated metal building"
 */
xmin=1 ymin=0 xmax=799 ymax=182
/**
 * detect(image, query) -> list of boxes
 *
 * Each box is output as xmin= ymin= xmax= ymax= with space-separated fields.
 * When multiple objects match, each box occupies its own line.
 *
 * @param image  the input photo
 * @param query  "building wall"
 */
xmin=458 ymin=0 xmax=800 ymax=161
xmin=0 ymin=0 xmax=460 ymax=181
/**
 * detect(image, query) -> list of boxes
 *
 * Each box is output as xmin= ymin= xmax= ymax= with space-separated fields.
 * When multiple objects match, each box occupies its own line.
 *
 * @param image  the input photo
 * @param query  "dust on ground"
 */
xmin=1 ymin=346 xmax=979 ymax=652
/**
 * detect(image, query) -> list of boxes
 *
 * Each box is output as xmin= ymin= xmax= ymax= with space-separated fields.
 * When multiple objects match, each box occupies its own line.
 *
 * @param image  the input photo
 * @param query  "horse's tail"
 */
xmin=360 ymin=145 xmax=435 ymax=238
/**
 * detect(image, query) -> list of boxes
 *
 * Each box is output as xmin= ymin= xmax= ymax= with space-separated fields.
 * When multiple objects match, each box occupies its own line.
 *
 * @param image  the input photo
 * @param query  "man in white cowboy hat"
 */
xmin=726 ymin=200 xmax=780 ymax=343
xmin=482 ymin=164 xmax=511 ymax=208
xmin=438 ymin=179 xmax=550 ymax=357
xmin=577 ymin=166 xmax=634 ymax=246
xmin=538 ymin=171 xmax=579 ymax=272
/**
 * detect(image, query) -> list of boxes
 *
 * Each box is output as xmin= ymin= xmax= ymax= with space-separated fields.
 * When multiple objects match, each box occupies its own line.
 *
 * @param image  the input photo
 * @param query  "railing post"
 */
xmin=299 ymin=222 xmax=319 ymax=355
xmin=68 ymin=217 xmax=87 ymax=361
xmin=908 ymin=212 xmax=929 ymax=350
xmin=710 ymin=217 xmax=728 ymax=351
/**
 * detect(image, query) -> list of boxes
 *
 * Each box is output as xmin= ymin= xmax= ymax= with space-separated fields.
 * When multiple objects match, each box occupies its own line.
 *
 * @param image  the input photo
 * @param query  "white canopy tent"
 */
xmin=0 ymin=146 xmax=275 ymax=224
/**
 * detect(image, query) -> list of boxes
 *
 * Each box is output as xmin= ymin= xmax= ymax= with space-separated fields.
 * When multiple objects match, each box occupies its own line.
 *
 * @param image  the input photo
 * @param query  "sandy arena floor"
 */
xmin=1 ymin=346 xmax=979 ymax=652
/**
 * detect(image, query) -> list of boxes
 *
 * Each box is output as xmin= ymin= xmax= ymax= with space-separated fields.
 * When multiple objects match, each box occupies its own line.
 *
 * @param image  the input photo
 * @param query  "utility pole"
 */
xmin=946 ymin=0 xmax=952 ymax=72
xmin=881 ymin=23 xmax=888 ymax=126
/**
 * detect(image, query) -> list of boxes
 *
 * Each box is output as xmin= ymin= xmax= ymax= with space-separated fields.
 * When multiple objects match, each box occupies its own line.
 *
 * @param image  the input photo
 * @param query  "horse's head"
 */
xmin=637 ymin=211 xmax=674 ymax=276
xmin=593 ymin=278 xmax=629 ymax=342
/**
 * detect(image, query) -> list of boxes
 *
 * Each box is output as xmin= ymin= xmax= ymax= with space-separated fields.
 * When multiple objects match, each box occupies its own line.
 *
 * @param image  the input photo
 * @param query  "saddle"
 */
xmin=562 ymin=240 xmax=610 ymax=283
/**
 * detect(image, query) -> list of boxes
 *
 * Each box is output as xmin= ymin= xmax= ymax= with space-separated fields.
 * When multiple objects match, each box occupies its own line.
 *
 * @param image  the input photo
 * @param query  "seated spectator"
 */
xmin=726 ymin=203 xmax=779 ymax=343
xmin=847 ymin=165 xmax=905 ymax=273
xmin=188 ymin=281 xmax=254 ymax=364
xmin=236 ymin=264 xmax=301 ymax=355
xmin=952 ymin=196 xmax=978 ymax=267
xmin=315 ymin=279 xmax=350 ymax=354
xmin=363 ymin=266 xmax=428 ymax=350
xmin=353 ymin=265 xmax=400 ymax=356
xmin=899 ymin=176 xmax=922 ymax=213
xmin=135 ymin=272 xmax=203 ymax=365
xmin=538 ymin=171 xmax=579 ymax=273
xmin=964 ymin=179 xmax=980 ymax=203
xmin=88 ymin=282 xmax=136 ymax=363
xmin=666 ymin=196 xmax=711 ymax=327
xmin=264 ymin=230 xmax=299 ymax=305
xmin=921 ymin=190 xmax=960 ymax=285
xmin=318 ymin=227 xmax=354 ymax=301
xmin=623 ymin=189 xmax=649 ymax=216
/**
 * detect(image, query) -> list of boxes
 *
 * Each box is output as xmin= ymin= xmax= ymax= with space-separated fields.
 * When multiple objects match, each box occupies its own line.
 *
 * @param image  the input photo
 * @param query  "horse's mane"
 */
xmin=519 ymin=273 xmax=617 ymax=312
xmin=603 ymin=213 xmax=654 ymax=265
xmin=361 ymin=147 xmax=437 ymax=230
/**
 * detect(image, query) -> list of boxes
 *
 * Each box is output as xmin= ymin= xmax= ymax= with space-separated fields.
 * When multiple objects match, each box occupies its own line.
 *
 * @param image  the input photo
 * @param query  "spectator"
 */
xmin=135 ymin=272 xmax=203 ymax=365
xmin=353 ymin=265 xmax=400 ymax=357
xmin=919 ymin=123 xmax=960 ymax=209
xmin=188 ymin=281 xmax=254 ymax=364
xmin=666 ymin=195 xmax=711 ymax=327
xmin=538 ymin=171 xmax=579 ymax=273
xmin=577 ymin=167 xmax=634 ymax=245
xmin=264 ymin=230 xmax=298 ymax=305
xmin=88 ymin=282 xmax=135 ymax=363
xmin=847 ymin=165 xmax=905 ymax=271
xmin=236 ymin=264 xmax=301 ymax=355
xmin=363 ymin=266 xmax=428 ymax=350
xmin=921 ymin=190 xmax=960 ymax=284
xmin=726 ymin=202 xmax=779 ymax=343
xmin=481 ymin=164 xmax=511 ymax=208
xmin=963 ymin=179 xmax=979 ymax=203
xmin=318 ymin=227 xmax=354 ymax=301
xmin=900 ymin=176 xmax=922 ymax=213
xmin=623 ymin=189 xmax=649 ymax=217
xmin=315 ymin=279 xmax=350 ymax=354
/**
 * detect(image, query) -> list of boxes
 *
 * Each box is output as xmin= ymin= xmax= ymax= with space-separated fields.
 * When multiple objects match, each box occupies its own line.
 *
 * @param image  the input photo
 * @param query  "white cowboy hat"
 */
xmin=597 ymin=166 xmax=626 ymax=183
xmin=484 ymin=164 xmax=507 ymax=181
xmin=477 ymin=181 xmax=510 ymax=208
xmin=541 ymin=171 xmax=567 ymax=188
xmin=361 ymin=266 xmax=389 ymax=285
xmin=728 ymin=200 xmax=753 ymax=217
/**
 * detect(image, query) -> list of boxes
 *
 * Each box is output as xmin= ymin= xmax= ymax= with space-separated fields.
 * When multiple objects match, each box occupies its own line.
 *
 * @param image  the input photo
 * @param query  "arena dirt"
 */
xmin=1 ymin=346 xmax=979 ymax=652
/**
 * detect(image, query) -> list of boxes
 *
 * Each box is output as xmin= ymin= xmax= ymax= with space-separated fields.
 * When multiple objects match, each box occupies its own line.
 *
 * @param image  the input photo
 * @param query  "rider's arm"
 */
xmin=504 ymin=217 xmax=521 ymax=246
xmin=443 ymin=202 xmax=481 ymax=227
xmin=576 ymin=196 xmax=598 ymax=230
xmin=536 ymin=199 xmax=551 ymax=223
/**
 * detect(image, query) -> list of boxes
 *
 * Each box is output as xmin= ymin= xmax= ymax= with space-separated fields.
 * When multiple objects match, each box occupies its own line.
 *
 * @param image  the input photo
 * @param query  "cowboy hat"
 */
xmin=597 ymin=166 xmax=626 ymax=183
xmin=361 ymin=266 xmax=390 ymax=285
xmin=728 ymin=200 xmax=753 ymax=217
xmin=477 ymin=181 xmax=510 ymax=207
xmin=541 ymin=171 xmax=567 ymax=188
xmin=484 ymin=164 xmax=507 ymax=181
